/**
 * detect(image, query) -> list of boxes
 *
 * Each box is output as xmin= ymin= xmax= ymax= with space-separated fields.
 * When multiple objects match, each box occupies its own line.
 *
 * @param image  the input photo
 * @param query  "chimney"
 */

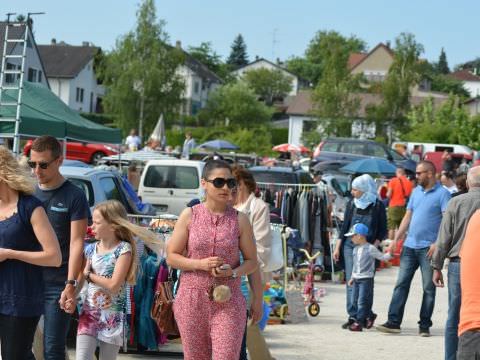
xmin=82 ymin=41 xmax=89 ymax=47
xmin=51 ymin=38 xmax=56 ymax=45
xmin=175 ymin=40 xmax=182 ymax=50
xmin=386 ymin=40 xmax=391 ymax=49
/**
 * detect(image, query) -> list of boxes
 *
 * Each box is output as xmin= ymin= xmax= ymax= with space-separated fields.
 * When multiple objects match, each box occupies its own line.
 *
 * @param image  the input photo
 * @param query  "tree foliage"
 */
xmin=437 ymin=47 xmax=450 ymax=74
xmin=402 ymin=95 xmax=479 ymax=148
xmin=242 ymin=68 xmax=293 ymax=105
xmin=187 ymin=42 xmax=222 ymax=73
xmin=310 ymin=32 xmax=363 ymax=137
xmin=286 ymin=30 xmax=366 ymax=86
xmin=431 ymin=74 xmax=470 ymax=98
xmin=198 ymin=82 xmax=273 ymax=127
xmin=226 ymin=34 xmax=249 ymax=68
xmin=417 ymin=59 xmax=469 ymax=98
xmin=369 ymin=33 xmax=424 ymax=138
xmin=100 ymin=0 xmax=185 ymax=138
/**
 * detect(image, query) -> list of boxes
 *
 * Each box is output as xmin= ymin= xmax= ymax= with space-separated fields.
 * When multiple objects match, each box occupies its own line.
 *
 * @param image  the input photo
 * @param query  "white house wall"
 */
xmin=288 ymin=115 xmax=376 ymax=145
xmin=66 ymin=59 xmax=100 ymax=112
xmin=48 ymin=78 xmax=70 ymax=105
xmin=464 ymin=81 xmax=480 ymax=97
xmin=288 ymin=115 xmax=311 ymax=145
xmin=5 ymin=28 xmax=48 ymax=87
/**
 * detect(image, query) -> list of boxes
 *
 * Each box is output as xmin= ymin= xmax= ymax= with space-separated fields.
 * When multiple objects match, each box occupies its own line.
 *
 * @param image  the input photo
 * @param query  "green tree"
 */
xmin=242 ymin=68 xmax=293 ymax=105
xmin=187 ymin=42 xmax=222 ymax=74
xmin=287 ymin=31 xmax=366 ymax=86
xmin=100 ymin=0 xmax=185 ymax=139
xmin=310 ymin=32 xmax=363 ymax=137
xmin=431 ymin=74 xmax=470 ymax=98
xmin=370 ymin=33 xmax=424 ymax=139
xmin=437 ymin=47 xmax=450 ymax=74
xmin=284 ymin=56 xmax=319 ymax=87
xmin=226 ymin=34 xmax=248 ymax=68
xmin=403 ymin=95 xmax=473 ymax=146
xmin=198 ymin=82 xmax=273 ymax=127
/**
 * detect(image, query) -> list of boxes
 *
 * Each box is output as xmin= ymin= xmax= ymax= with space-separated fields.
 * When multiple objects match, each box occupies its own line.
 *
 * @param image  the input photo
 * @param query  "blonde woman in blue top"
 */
xmin=0 ymin=146 xmax=61 ymax=359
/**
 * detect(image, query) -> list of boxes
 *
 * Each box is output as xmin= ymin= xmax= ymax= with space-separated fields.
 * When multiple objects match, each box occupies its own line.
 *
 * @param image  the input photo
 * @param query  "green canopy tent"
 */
xmin=0 ymin=81 xmax=122 ymax=152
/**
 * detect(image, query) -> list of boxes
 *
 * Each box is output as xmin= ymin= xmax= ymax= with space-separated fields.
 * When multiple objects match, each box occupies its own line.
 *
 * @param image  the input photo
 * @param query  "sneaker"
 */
xmin=341 ymin=318 xmax=355 ymax=329
xmin=419 ymin=328 xmax=430 ymax=337
xmin=376 ymin=322 xmax=401 ymax=333
xmin=365 ymin=314 xmax=377 ymax=329
xmin=349 ymin=322 xmax=363 ymax=332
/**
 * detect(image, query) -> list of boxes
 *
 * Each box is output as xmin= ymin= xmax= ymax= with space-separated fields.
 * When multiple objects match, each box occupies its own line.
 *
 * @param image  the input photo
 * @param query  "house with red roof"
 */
xmin=448 ymin=69 xmax=480 ymax=98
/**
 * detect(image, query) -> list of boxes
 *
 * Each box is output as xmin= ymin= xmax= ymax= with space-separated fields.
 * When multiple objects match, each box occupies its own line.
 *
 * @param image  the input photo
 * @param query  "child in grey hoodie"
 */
xmin=346 ymin=223 xmax=393 ymax=331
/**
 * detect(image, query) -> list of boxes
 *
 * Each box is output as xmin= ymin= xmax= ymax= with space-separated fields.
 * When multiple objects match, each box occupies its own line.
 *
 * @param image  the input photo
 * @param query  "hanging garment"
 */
xmin=134 ymin=251 xmax=160 ymax=350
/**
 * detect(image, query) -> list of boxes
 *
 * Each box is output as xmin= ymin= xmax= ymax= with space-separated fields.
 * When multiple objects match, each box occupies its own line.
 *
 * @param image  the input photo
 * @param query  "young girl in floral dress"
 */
xmin=74 ymin=200 xmax=161 ymax=360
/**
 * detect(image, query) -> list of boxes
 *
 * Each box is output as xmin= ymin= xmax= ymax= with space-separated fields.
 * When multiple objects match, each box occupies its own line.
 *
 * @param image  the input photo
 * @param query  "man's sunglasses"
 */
xmin=205 ymin=177 xmax=237 ymax=189
xmin=27 ymin=158 xmax=58 ymax=170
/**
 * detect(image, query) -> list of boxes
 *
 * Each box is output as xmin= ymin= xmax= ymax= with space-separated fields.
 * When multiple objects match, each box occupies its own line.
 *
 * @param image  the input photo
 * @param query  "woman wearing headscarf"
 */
xmin=333 ymin=174 xmax=387 ymax=330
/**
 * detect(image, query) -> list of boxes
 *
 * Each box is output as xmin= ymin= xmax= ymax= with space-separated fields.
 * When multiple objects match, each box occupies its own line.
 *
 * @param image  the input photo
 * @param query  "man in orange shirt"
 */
xmin=387 ymin=167 xmax=413 ymax=240
xmin=458 ymin=209 xmax=480 ymax=359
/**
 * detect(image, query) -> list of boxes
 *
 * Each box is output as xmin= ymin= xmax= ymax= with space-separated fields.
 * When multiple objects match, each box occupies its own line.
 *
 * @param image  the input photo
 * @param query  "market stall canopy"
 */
xmin=272 ymin=143 xmax=310 ymax=153
xmin=0 ymin=81 xmax=122 ymax=144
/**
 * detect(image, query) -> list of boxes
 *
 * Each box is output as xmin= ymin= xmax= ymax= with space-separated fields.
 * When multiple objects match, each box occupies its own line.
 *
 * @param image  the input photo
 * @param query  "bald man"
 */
xmin=432 ymin=166 xmax=480 ymax=360
xmin=377 ymin=161 xmax=451 ymax=337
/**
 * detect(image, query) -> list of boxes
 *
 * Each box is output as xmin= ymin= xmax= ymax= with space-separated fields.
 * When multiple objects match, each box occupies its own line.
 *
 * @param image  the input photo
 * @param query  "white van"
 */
xmin=392 ymin=142 xmax=474 ymax=156
xmin=138 ymin=159 xmax=205 ymax=215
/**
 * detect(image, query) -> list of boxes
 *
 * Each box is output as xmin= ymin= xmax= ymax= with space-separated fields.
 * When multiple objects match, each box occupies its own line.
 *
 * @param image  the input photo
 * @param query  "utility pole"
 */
xmin=272 ymin=28 xmax=278 ymax=62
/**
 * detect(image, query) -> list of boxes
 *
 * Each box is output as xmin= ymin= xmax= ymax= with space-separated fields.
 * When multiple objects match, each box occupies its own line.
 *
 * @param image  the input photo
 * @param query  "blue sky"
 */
xmin=4 ymin=0 xmax=479 ymax=68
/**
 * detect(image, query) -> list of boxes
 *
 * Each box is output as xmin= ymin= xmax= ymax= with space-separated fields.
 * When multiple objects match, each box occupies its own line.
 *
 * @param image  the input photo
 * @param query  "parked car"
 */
xmin=392 ymin=141 xmax=474 ymax=157
xmin=248 ymin=166 xmax=315 ymax=187
xmin=60 ymin=166 xmax=154 ymax=215
xmin=423 ymin=151 xmax=473 ymax=174
xmin=138 ymin=159 xmax=205 ymax=215
xmin=24 ymin=140 xmax=120 ymax=164
xmin=312 ymin=138 xmax=416 ymax=174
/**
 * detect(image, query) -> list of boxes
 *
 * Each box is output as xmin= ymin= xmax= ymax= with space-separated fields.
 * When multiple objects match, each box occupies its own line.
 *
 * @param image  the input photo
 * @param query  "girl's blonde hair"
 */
xmin=94 ymin=200 xmax=164 ymax=285
xmin=0 ymin=146 xmax=35 ymax=195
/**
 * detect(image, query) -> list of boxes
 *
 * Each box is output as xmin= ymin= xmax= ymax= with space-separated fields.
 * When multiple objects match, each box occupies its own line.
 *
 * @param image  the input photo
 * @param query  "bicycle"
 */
xmin=298 ymin=248 xmax=322 ymax=317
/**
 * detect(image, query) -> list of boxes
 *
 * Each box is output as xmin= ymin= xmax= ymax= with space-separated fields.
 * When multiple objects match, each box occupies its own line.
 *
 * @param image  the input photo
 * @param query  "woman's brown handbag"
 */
xmin=151 ymin=278 xmax=180 ymax=337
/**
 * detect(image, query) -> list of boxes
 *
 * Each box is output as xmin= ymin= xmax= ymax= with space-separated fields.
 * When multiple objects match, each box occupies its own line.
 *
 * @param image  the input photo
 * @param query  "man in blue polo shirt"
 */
xmin=377 ymin=160 xmax=450 ymax=337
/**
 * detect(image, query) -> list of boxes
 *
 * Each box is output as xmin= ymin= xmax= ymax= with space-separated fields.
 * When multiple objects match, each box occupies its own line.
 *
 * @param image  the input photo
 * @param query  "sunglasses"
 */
xmin=205 ymin=177 xmax=237 ymax=189
xmin=27 ymin=157 xmax=58 ymax=170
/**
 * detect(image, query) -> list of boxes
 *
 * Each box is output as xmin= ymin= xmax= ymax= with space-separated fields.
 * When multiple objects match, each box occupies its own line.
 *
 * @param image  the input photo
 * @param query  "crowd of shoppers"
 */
xmin=4 ymin=132 xmax=480 ymax=359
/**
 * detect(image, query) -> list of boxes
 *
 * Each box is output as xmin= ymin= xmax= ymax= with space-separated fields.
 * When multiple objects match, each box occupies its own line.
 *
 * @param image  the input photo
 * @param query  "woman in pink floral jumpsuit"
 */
xmin=167 ymin=160 xmax=258 ymax=360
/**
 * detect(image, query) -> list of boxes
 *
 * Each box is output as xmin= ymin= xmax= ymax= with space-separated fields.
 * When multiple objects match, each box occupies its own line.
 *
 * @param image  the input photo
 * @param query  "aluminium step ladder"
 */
xmin=0 ymin=15 xmax=29 ymax=154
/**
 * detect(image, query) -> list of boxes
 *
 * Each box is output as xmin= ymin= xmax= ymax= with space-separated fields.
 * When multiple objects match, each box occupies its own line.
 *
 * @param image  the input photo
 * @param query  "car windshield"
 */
xmin=67 ymin=178 xmax=95 ymax=207
xmin=251 ymin=171 xmax=297 ymax=184
xmin=388 ymin=148 xmax=405 ymax=160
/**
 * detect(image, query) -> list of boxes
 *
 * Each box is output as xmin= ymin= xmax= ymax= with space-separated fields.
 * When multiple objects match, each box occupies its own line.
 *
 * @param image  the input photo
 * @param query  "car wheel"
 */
xmin=91 ymin=152 xmax=106 ymax=165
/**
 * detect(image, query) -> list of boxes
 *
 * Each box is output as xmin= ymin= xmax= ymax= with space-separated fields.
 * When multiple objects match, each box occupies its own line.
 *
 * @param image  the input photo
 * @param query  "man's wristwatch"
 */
xmin=65 ymin=279 xmax=78 ymax=288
